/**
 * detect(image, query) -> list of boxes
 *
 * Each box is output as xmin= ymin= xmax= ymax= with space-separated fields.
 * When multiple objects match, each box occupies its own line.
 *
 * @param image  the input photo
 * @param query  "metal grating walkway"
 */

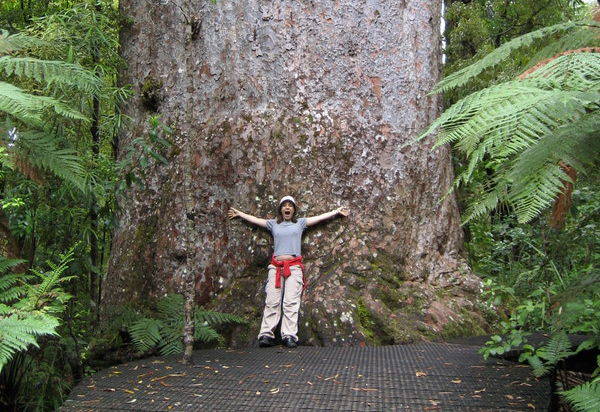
xmin=62 ymin=342 xmax=549 ymax=411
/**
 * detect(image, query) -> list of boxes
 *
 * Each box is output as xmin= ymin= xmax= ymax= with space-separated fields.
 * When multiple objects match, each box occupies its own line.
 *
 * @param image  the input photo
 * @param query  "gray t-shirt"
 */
xmin=266 ymin=218 xmax=307 ymax=256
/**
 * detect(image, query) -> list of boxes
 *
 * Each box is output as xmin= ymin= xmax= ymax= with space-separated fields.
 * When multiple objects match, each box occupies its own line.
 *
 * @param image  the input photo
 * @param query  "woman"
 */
xmin=228 ymin=196 xmax=349 ymax=348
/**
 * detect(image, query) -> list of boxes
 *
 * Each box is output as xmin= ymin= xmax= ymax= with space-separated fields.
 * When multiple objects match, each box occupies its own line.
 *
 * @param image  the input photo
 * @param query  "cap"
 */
xmin=279 ymin=196 xmax=297 ymax=207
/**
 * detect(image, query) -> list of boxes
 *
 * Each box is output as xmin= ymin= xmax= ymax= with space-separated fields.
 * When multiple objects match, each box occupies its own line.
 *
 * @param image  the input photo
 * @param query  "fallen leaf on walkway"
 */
xmin=270 ymin=388 xmax=280 ymax=394
xmin=193 ymin=394 xmax=203 ymax=397
xmin=307 ymin=381 xmax=313 ymax=385
xmin=324 ymin=374 xmax=339 ymax=381
xmin=265 ymin=365 xmax=270 ymax=368
xmin=256 ymin=391 xmax=261 ymax=395
xmin=222 ymin=365 xmax=229 ymax=369
xmin=103 ymin=388 xmax=116 ymax=392
xmin=451 ymin=379 xmax=462 ymax=384
xmin=505 ymin=395 xmax=514 ymax=400
xmin=165 ymin=366 xmax=173 ymax=370
xmin=152 ymin=360 xmax=164 ymax=364
xmin=474 ymin=388 xmax=486 ymax=394
xmin=110 ymin=371 xmax=122 ymax=375
xmin=429 ymin=400 xmax=440 ymax=405
xmin=283 ymin=364 xmax=293 ymax=368
xmin=416 ymin=371 xmax=427 ymax=377
xmin=151 ymin=373 xmax=186 ymax=382
xmin=159 ymin=381 xmax=171 ymax=387
xmin=527 ymin=404 xmax=535 ymax=409
xmin=123 ymin=389 xmax=134 ymax=394
xmin=472 ymin=395 xmax=481 ymax=398
xmin=126 ymin=399 xmax=137 ymax=403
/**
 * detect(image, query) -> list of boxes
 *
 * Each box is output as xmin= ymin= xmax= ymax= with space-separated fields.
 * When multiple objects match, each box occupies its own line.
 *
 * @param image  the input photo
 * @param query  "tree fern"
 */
xmin=0 ymin=56 xmax=101 ymax=95
xmin=419 ymin=49 xmax=600 ymax=223
xmin=561 ymin=379 xmax=600 ymax=412
xmin=0 ymin=28 xmax=104 ymax=195
xmin=528 ymin=27 xmax=600 ymax=67
xmin=127 ymin=294 xmax=246 ymax=356
xmin=434 ymin=20 xmax=599 ymax=93
xmin=12 ymin=131 xmax=90 ymax=192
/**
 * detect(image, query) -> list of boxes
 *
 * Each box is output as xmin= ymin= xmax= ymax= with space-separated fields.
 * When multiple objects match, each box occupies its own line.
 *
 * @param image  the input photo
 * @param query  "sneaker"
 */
xmin=258 ymin=335 xmax=275 ymax=348
xmin=282 ymin=336 xmax=297 ymax=348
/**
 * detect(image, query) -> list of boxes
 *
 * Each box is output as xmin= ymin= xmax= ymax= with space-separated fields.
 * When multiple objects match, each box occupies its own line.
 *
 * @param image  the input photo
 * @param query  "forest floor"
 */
xmin=62 ymin=341 xmax=549 ymax=411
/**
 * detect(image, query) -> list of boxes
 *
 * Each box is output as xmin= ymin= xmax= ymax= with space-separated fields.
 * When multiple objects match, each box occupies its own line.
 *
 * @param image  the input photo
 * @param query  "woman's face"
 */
xmin=280 ymin=201 xmax=296 ymax=221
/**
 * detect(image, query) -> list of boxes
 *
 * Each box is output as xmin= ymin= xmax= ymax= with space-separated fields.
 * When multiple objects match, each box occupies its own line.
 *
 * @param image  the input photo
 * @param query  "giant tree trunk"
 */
xmin=103 ymin=0 xmax=487 ymax=346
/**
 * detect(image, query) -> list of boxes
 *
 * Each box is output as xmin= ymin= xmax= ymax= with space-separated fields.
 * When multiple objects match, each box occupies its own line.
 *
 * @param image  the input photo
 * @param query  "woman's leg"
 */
xmin=281 ymin=266 xmax=304 ymax=341
xmin=258 ymin=265 xmax=282 ymax=339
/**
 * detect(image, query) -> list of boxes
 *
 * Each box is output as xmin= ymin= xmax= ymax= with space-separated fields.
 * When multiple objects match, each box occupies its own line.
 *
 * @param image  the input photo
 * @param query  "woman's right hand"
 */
xmin=228 ymin=207 xmax=241 ymax=219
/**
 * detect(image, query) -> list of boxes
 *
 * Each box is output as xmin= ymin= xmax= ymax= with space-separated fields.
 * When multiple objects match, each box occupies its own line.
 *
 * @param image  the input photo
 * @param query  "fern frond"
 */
xmin=524 ymin=52 xmax=600 ymax=91
xmin=526 ymin=355 xmax=550 ymax=377
xmin=434 ymin=20 xmax=598 ymax=93
xmin=0 ymin=274 xmax=28 ymax=303
xmin=128 ymin=318 xmax=164 ymax=353
xmin=0 ymin=256 xmax=26 ymax=274
xmin=16 ymin=131 xmax=89 ymax=192
xmin=195 ymin=309 xmax=246 ymax=326
xmin=125 ymin=294 xmax=246 ymax=355
xmin=0 ymin=30 xmax=46 ymax=54
xmin=537 ymin=331 xmax=573 ymax=365
xmin=508 ymin=113 xmax=600 ymax=222
xmin=194 ymin=325 xmax=222 ymax=344
xmin=462 ymin=185 xmax=506 ymax=224
xmin=0 ymin=56 xmax=101 ymax=95
xmin=528 ymin=28 xmax=600 ymax=67
xmin=0 ymin=81 xmax=87 ymax=126
xmin=157 ymin=294 xmax=184 ymax=320
xmin=0 ymin=313 xmax=59 ymax=371
xmin=561 ymin=380 xmax=600 ymax=412
xmin=158 ymin=323 xmax=183 ymax=356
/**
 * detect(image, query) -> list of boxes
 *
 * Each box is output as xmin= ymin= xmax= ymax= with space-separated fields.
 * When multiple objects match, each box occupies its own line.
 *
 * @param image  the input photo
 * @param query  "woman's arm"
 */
xmin=306 ymin=207 xmax=349 ymax=227
xmin=228 ymin=207 xmax=268 ymax=228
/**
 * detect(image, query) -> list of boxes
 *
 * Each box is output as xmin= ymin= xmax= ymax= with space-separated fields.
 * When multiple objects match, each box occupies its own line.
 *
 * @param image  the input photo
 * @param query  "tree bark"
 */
xmin=103 ymin=0 xmax=486 ymax=346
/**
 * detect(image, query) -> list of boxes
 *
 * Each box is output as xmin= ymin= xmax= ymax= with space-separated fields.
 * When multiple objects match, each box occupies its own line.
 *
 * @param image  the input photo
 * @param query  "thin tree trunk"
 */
xmin=89 ymin=16 xmax=102 ymax=323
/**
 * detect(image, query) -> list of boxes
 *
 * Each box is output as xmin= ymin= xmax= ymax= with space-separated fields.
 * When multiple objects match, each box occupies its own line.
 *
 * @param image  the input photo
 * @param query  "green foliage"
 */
xmin=561 ymin=379 xmax=600 ymax=412
xmin=118 ymin=115 xmax=174 ymax=191
xmin=127 ymin=294 xmax=247 ymax=356
xmin=0 ymin=249 xmax=75 ymax=371
xmin=420 ymin=47 xmax=600 ymax=223
xmin=438 ymin=20 xmax=588 ymax=93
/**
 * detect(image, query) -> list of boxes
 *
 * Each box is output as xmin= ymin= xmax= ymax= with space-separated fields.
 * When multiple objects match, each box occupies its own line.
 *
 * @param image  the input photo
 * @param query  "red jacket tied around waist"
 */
xmin=271 ymin=255 xmax=305 ymax=289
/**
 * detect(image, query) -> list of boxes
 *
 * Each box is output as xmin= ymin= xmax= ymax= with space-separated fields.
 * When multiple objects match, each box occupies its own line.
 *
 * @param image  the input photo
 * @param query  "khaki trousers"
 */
xmin=258 ymin=264 xmax=304 ymax=341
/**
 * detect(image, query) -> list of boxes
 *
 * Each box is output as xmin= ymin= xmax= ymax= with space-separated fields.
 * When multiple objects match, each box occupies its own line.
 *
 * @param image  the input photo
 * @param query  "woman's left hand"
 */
xmin=337 ymin=207 xmax=349 ymax=217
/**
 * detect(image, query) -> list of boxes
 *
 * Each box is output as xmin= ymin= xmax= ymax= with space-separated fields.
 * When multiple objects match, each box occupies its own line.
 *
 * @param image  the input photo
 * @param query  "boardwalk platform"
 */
xmin=62 ymin=342 xmax=549 ymax=411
